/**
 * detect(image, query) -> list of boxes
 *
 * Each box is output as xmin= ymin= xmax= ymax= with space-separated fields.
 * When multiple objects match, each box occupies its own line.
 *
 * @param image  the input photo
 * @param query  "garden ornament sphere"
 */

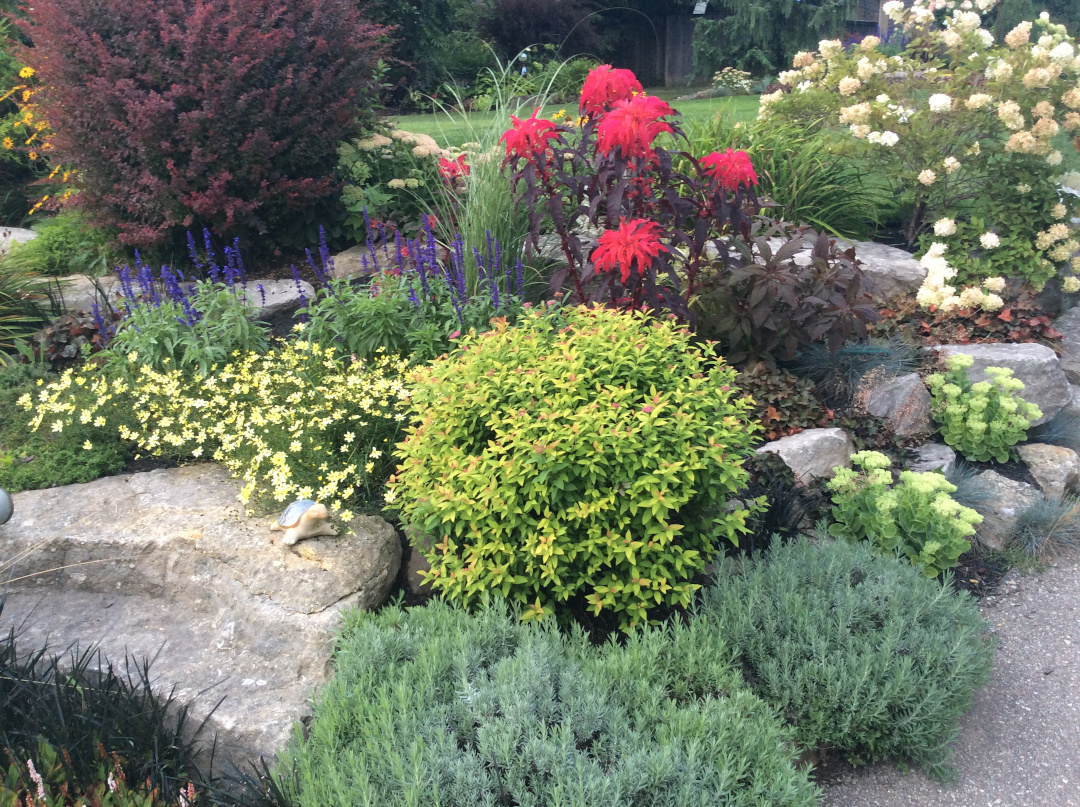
xmin=269 ymin=499 xmax=338 ymax=546
xmin=0 ymin=487 xmax=11 ymax=526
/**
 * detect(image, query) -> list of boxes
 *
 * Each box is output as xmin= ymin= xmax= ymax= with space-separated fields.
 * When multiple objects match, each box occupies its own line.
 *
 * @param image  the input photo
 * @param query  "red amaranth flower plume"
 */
xmin=701 ymin=148 xmax=758 ymax=191
xmin=438 ymin=154 xmax=469 ymax=180
xmin=579 ymin=64 xmax=643 ymax=116
xmin=595 ymin=95 xmax=675 ymax=159
xmin=592 ymin=218 xmax=668 ymax=283
xmin=500 ymin=108 xmax=560 ymax=164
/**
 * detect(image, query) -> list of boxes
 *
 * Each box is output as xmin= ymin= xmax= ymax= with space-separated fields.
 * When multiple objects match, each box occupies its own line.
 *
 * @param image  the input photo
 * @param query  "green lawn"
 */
xmin=386 ymin=93 xmax=760 ymax=148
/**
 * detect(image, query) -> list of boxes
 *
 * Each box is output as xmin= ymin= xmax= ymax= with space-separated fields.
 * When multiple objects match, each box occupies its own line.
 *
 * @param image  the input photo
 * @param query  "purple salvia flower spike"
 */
xmin=233 ymin=237 xmax=246 ymax=285
xmin=187 ymin=231 xmax=202 ymax=272
xmin=258 ymin=283 xmax=266 ymax=306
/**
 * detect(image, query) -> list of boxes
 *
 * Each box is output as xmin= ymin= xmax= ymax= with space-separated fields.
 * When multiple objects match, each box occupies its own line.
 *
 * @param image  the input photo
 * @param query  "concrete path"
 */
xmin=823 ymin=561 xmax=1080 ymax=807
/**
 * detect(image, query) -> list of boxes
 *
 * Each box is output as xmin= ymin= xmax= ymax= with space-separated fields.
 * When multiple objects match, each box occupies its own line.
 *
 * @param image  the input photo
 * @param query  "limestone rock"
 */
xmin=328 ymin=244 xmax=377 ymax=279
xmin=0 ymin=464 xmax=401 ymax=766
xmin=836 ymin=239 xmax=926 ymax=300
xmin=1056 ymin=304 xmax=1080 ymax=385
xmin=909 ymin=443 xmax=956 ymax=476
xmin=1062 ymin=384 xmax=1080 ymax=418
xmin=864 ymin=372 xmax=932 ymax=437
xmin=931 ymin=343 xmax=1070 ymax=426
xmin=1017 ymin=443 xmax=1080 ymax=500
xmin=403 ymin=526 xmax=434 ymax=597
xmin=755 ymin=427 xmax=856 ymax=482
xmin=55 ymin=274 xmax=120 ymax=314
xmin=243 ymin=278 xmax=315 ymax=319
xmin=0 ymin=226 xmax=36 ymax=257
xmin=967 ymin=470 xmax=1043 ymax=550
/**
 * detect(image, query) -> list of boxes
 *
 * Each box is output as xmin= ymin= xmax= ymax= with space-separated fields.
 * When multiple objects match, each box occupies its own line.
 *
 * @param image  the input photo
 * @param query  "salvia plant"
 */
xmin=300 ymin=217 xmax=526 ymax=363
xmin=926 ymin=352 xmax=1041 ymax=462
xmin=98 ymin=230 xmax=269 ymax=376
xmin=827 ymin=450 xmax=982 ymax=576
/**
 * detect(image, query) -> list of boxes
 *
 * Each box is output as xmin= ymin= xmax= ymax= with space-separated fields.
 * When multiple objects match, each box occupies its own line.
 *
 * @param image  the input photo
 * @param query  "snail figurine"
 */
xmin=270 ymin=499 xmax=338 ymax=546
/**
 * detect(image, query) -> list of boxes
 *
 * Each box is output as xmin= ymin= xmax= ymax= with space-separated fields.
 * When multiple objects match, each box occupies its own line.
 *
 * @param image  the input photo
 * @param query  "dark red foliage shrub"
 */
xmin=18 ymin=0 xmax=389 ymax=249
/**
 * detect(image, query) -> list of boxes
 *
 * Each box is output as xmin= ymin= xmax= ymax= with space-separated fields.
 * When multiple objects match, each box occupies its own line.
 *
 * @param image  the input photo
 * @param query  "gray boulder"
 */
xmin=1056 ymin=304 xmax=1080 ymax=385
xmin=755 ymin=427 xmax=856 ymax=482
xmin=243 ymin=278 xmax=314 ymax=319
xmin=930 ymin=343 xmax=1070 ymax=426
xmin=864 ymin=372 xmax=932 ymax=437
xmin=328 ymin=243 xmax=373 ymax=280
xmin=966 ymin=470 xmax=1043 ymax=550
xmin=55 ymin=273 xmax=119 ymax=314
xmin=1016 ymin=443 xmax=1080 ymax=500
xmin=836 ymin=239 xmax=926 ymax=300
xmin=760 ymin=237 xmax=926 ymax=300
xmin=0 ymin=226 xmax=36 ymax=257
xmin=909 ymin=443 xmax=957 ymax=476
xmin=0 ymin=464 xmax=401 ymax=766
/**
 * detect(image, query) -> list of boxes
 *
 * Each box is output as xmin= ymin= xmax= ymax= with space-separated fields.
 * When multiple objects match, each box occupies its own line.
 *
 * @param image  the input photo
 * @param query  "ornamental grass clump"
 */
xmin=22 ymin=338 xmax=410 ymax=516
xmin=827 ymin=450 xmax=982 ymax=576
xmin=270 ymin=599 xmax=820 ymax=806
xmin=700 ymin=538 xmax=996 ymax=778
xmin=762 ymin=0 xmax=1080 ymax=299
xmin=927 ymin=352 xmax=1041 ymax=462
xmin=389 ymin=306 xmax=759 ymax=628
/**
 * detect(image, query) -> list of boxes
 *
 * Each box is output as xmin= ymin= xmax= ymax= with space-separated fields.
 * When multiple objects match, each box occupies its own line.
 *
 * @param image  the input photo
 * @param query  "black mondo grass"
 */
xmin=0 ymin=593 xmax=216 ymax=802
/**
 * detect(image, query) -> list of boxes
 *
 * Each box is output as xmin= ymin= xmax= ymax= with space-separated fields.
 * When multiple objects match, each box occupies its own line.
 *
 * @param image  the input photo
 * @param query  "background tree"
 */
xmin=691 ymin=0 xmax=849 ymax=77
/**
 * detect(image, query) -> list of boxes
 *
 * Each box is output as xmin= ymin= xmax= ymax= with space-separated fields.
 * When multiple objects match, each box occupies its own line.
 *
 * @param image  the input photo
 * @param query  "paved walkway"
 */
xmin=824 ymin=561 xmax=1080 ymax=807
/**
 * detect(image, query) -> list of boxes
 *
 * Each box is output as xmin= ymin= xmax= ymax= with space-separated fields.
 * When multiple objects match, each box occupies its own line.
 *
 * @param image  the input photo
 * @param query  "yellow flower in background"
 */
xmin=18 ymin=66 xmax=34 ymax=78
xmin=28 ymin=151 xmax=38 ymax=160
xmin=2 ymin=137 xmax=12 ymax=150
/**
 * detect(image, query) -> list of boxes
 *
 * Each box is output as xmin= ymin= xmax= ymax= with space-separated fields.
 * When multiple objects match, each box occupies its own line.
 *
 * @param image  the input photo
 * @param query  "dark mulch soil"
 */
xmin=949 ymin=549 xmax=1010 ymax=599
xmin=964 ymin=456 xmax=1039 ymax=488
xmin=121 ymin=454 xmax=181 ymax=475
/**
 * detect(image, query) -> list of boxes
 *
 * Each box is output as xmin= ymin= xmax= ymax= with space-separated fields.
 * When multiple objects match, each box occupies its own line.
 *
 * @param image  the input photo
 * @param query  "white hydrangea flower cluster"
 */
xmin=916 ymin=243 xmax=1005 ymax=312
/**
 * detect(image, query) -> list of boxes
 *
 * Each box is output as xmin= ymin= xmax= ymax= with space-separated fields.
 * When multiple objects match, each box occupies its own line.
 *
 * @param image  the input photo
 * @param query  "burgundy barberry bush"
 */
xmin=18 ymin=0 xmax=389 ymax=248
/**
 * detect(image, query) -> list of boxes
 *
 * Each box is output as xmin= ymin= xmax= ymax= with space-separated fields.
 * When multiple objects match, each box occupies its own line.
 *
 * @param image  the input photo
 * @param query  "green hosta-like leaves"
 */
xmin=926 ymin=353 xmax=1041 ymax=463
xmin=828 ymin=450 xmax=981 ymax=577
xmin=389 ymin=306 xmax=761 ymax=628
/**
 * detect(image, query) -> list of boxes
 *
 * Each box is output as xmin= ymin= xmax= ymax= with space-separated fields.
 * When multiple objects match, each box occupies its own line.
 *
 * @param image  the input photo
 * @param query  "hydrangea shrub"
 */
xmin=927 ymin=352 xmax=1042 ymax=462
xmin=827 ymin=450 xmax=981 ymax=576
xmin=762 ymin=0 xmax=1080 ymax=305
xmin=389 ymin=306 xmax=759 ymax=628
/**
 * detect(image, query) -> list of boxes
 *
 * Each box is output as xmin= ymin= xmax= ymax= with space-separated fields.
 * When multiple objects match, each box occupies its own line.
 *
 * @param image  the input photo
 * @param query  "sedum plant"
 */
xmin=761 ymin=0 xmax=1080 ymax=300
xmin=389 ymin=306 xmax=759 ymax=628
xmin=827 ymin=450 xmax=982 ymax=576
xmin=927 ymin=352 xmax=1041 ymax=462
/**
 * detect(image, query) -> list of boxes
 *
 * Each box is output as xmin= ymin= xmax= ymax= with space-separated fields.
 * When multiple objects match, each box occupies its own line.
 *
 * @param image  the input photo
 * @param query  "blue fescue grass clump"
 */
xmin=1012 ymin=495 xmax=1080 ymax=558
xmin=266 ymin=600 xmax=820 ymax=807
xmin=698 ymin=538 xmax=996 ymax=779
xmin=789 ymin=335 xmax=921 ymax=408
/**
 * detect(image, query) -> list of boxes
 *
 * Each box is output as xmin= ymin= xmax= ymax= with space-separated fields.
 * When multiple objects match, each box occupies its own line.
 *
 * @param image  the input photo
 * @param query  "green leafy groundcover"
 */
xmin=274 ymin=600 xmax=820 ymax=807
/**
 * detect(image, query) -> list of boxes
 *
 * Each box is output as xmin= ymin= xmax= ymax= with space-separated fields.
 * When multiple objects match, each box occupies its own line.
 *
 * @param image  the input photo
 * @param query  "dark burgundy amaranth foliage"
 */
xmin=18 ymin=0 xmax=389 ymax=248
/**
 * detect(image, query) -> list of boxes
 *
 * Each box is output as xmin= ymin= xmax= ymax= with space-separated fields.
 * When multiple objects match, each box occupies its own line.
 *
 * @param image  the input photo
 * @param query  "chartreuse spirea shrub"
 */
xmin=389 ymin=307 xmax=759 ymax=628
xmin=927 ymin=352 xmax=1041 ymax=462
xmin=827 ymin=450 xmax=981 ymax=576
xmin=270 ymin=599 xmax=820 ymax=806
xmin=700 ymin=538 xmax=996 ymax=778
xmin=22 ymin=335 xmax=409 ymax=515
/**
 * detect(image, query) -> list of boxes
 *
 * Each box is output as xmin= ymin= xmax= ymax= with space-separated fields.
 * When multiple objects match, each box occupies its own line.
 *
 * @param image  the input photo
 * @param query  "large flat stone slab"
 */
xmin=755 ymin=427 xmax=856 ymax=482
xmin=0 ymin=464 xmax=400 ymax=768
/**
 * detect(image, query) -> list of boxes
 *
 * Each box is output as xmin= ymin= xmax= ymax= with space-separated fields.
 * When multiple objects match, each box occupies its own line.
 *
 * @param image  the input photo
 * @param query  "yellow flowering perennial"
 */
xmin=23 ymin=337 xmax=410 ymax=518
